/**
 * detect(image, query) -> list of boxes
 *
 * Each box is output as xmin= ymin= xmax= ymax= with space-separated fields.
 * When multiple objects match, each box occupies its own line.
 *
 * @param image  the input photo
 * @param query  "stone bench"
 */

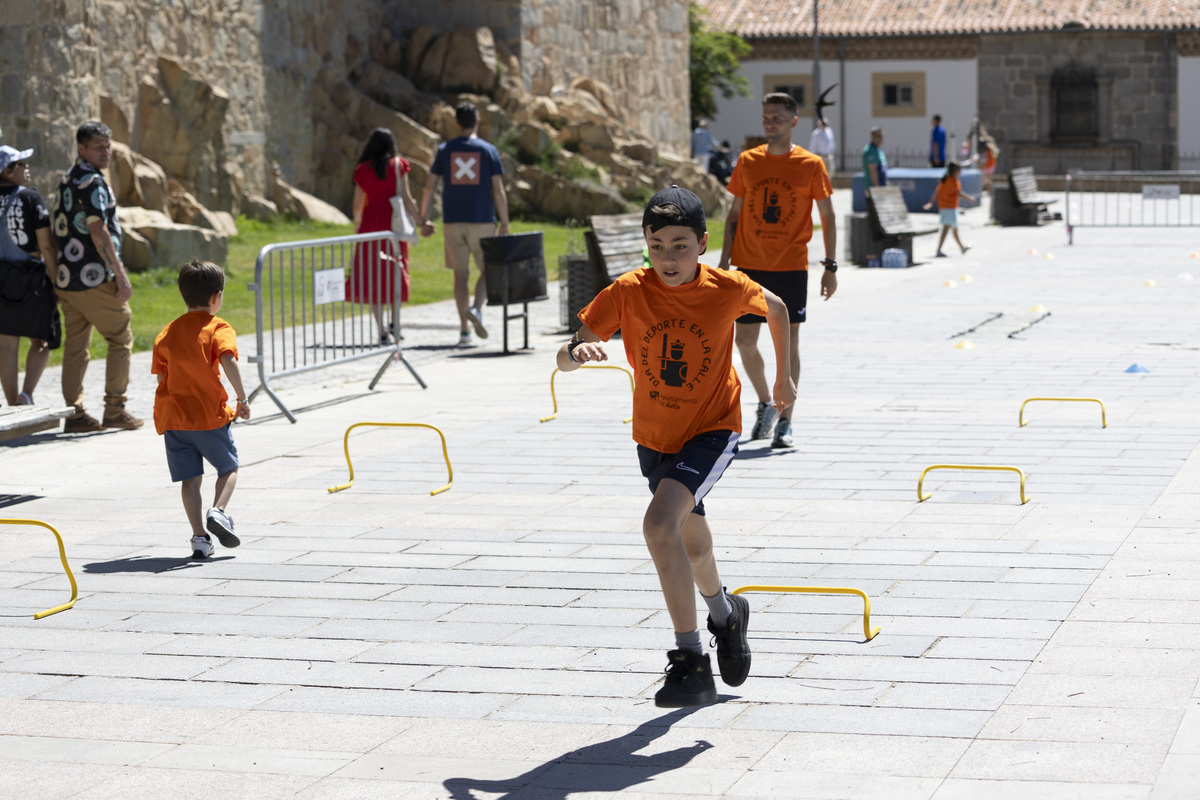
xmin=0 ymin=406 xmax=76 ymax=443
xmin=994 ymin=166 xmax=1058 ymax=226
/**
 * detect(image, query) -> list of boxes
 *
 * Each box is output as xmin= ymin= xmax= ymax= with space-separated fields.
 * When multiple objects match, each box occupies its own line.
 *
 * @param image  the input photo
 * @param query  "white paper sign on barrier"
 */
xmin=1143 ymin=185 xmax=1180 ymax=200
xmin=313 ymin=268 xmax=345 ymax=305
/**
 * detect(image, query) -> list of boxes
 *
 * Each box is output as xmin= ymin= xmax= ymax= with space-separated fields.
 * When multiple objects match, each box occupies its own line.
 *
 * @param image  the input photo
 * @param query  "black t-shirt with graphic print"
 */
xmin=52 ymin=159 xmax=123 ymax=292
xmin=0 ymin=185 xmax=50 ymax=258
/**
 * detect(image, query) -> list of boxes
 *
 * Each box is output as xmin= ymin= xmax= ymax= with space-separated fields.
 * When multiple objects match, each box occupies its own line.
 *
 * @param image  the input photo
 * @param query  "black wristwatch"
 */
xmin=822 ymin=258 xmax=838 ymax=273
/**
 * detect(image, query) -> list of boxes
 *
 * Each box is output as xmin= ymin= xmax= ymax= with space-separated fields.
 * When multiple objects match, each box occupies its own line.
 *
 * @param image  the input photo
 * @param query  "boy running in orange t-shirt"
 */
xmin=560 ymin=186 xmax=796 ymax=707
xmin=151 ymin=260 xmax=251 ymax=559
xmin=923 ymin=162 xmax=978 ymax=257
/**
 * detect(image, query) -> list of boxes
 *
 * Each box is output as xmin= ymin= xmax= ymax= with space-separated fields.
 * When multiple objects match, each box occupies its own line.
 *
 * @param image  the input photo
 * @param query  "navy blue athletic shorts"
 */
xmin=736 ymin=267 xmax=808 ymax=324
xmin=637 ymin=429 xmax=739 ymax=516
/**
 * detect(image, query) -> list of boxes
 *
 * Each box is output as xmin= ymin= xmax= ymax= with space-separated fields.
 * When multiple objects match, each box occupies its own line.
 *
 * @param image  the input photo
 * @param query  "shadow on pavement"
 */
xmin=83 ymin=556 xmax=234 ymax=573
xmin=443 ymin=706 xmax=714 ymax=799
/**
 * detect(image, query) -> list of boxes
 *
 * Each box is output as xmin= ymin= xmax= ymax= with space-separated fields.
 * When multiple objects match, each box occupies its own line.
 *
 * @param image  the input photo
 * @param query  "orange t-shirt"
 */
xmin=151 ymin=311 xmax=239 ymax=434
xmin=579 ymin=265 xmax=768 ymax=453
xmin=936 ymin=177 xmax=962 ymax=210
xmin=727 ymin=144 xmax=832 ymax=272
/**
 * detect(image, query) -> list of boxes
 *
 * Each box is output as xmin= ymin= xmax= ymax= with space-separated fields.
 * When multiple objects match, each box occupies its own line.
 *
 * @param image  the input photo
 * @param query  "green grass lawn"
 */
xmin=23 ymin=217 xmax=588 ymax=368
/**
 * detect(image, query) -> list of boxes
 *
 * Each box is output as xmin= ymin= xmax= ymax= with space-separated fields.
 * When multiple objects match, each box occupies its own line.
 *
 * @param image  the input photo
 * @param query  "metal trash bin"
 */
xmin=481 ymin=231 xmax=548 ymax=353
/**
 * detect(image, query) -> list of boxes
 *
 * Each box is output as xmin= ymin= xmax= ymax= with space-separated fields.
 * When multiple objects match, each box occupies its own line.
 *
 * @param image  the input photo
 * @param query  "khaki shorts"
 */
xmin=443 ymin=222 xmax=497 ymax=275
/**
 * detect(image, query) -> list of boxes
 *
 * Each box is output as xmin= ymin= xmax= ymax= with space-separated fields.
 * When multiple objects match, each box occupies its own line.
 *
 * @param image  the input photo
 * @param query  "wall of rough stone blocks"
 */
xmin=977 ymin=31 xmax=1178 ymax=170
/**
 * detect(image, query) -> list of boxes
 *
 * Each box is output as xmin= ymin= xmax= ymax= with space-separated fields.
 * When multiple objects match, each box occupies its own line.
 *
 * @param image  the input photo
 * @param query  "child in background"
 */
xmin=561 ymin=186 xmax=796 ymax=707
xmin=924 ymin=162 xmax=977 ymax=257
xmin=152 ymin=260 xmax=250 ymax=558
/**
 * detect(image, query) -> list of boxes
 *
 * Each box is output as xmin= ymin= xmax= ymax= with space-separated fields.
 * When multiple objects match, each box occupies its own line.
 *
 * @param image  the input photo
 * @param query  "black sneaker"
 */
xmin=707 ymin=591 xmax=752 ymax=686
xmin=654 ymin=650 xmax=718 ymax=708
xmin=751 ymin=401 xmax=778 ymax=440
xmin=771 ymin=417 xmax=794 ymax=449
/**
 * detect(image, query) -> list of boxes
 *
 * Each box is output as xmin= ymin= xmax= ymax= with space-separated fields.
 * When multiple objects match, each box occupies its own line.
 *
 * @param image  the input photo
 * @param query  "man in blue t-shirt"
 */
xmin=862 ymin=127 xmax=887 ymax=187
xmin=930 ymin=115 xmax=947 ymax=168
xmin=420 ymin=102 xmax=509 ymax=346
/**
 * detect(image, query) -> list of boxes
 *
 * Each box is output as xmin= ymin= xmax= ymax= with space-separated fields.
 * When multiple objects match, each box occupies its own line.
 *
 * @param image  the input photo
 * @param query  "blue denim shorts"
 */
xmin=940 ymin=208 xmax=959 ymax=228
xmin=164 ymin=424 xmax=239 ymax=482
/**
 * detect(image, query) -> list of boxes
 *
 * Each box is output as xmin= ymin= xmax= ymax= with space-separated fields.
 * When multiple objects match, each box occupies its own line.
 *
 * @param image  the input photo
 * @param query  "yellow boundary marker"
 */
xmin=0 ymin=519 xmax=78 ymax=619
xmin=1019 ymin=397 xmax=1106 ymax=428
xmin=732 ymin=585 xmax=880 ymax=641
xmin=540 ymin=364 xmax=634 ymax=424
xmin=329 ymin=422 xmax=452 ymax=495
xmin=918 ymin=464 xmax=1029 ymax=504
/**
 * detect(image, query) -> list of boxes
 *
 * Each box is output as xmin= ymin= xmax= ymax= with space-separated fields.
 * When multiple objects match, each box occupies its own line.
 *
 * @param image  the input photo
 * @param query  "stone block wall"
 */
xmin=978 ymin=31 xmax=1177 ymax=170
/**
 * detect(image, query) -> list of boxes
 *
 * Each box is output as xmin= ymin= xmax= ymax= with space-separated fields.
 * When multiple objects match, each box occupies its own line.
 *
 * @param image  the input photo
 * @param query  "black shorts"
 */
xmin=736 ymin=268 xmax=808 ymax=324
xmin=637 ymin=430 xmax=739 ymax=516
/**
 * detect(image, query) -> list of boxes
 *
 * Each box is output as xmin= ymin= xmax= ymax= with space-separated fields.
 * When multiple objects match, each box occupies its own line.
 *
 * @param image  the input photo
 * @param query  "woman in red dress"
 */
xmin=348 ymin=128 xmax=421 ymax=343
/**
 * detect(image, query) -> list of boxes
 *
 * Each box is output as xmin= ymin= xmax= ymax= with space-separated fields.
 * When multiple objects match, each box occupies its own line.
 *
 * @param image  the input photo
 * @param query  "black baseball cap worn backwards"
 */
xmin=643 ymin=185 xmax=706 ymax=233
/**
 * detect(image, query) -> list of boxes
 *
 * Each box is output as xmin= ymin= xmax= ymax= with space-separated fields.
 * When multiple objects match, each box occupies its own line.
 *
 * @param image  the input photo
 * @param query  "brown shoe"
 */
xmin=63 ymin=412 xmax=104 ymax=434
xmin=102 ymin=410 xmax=145 ymax=430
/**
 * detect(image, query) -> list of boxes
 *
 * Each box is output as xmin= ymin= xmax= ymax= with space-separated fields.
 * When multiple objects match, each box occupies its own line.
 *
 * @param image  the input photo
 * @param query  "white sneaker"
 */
xmin=190 ymin=534 xmax=214 ymax=559
xmin=205 ymin=507 xmax=240 ymax=548
xmin=467 ymin=306 xmax=489 ymax=339
xmin=458 ymin=330 xmax=472 ymax=346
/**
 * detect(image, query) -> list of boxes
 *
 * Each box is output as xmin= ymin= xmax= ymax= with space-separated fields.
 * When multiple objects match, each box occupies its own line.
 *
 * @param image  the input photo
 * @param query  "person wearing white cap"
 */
xmin=0 ymin=145 xmax=61 ymax=407
xmin=51 ymin=121 xmax=143 ymax=432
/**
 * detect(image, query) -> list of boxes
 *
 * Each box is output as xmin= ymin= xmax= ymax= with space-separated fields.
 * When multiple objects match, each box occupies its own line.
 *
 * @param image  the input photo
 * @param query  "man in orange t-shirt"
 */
xmin=151 ymin=260 xmax=251 ymax=559
xmin=561 ymin=186 xmax=796 ymax=708
xmin=718 ymin=92 xmax=838 ymax=449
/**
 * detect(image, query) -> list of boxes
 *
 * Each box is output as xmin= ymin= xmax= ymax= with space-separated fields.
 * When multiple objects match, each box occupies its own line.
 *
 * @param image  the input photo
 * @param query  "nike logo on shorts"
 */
xmin=676 ymin=463 xmax=700 ymax=474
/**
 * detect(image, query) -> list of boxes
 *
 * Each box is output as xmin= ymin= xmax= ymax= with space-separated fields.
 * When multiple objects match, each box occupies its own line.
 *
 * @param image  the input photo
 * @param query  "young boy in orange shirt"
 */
xmin=560 ymin=186 xmax=796 ymax=707
xmin=923 ymin=162 xmax=978 ymax=257
xmin=152 ymin=260 xmax=251 ymax=558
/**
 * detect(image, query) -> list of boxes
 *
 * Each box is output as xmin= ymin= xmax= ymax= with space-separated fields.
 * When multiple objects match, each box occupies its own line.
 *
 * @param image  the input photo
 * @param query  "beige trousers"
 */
xmin=58 ymin=282 xmax=132 ymax=417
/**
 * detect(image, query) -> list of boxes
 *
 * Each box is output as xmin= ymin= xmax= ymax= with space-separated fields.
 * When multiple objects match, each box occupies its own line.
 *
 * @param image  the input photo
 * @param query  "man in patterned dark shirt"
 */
xmin=53 ymin=121 xmax=143 ymax=432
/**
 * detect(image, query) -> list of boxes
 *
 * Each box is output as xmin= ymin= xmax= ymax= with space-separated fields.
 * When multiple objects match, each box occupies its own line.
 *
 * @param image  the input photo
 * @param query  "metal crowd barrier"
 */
xmin=248 ymin=231 xmax=426 ymax=422
xmin=1066 ymin=171 xmax=1200 ymax=244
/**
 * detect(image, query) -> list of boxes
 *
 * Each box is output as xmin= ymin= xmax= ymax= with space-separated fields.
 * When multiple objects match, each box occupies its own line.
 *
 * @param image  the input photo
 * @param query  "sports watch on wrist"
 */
xmin=822 ymin=258 xmax=838 ymax=273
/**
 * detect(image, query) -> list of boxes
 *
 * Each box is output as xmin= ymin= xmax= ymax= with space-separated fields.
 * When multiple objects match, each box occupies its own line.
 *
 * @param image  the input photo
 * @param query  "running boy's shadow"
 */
xmin=83 ymin=556 xmax=234 ymax=573
xmin=443 ymin=707 xmax=714 ymax=799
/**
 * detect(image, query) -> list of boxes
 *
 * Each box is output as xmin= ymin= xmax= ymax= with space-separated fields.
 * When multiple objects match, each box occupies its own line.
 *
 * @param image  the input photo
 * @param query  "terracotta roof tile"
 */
xmin=697 ymin=0 xmax=1200 ymax=37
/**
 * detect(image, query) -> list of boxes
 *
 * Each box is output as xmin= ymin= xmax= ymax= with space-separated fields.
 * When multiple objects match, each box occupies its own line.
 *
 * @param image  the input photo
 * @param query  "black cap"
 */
xmin=642 ymin=185 xmax=706 ymax=233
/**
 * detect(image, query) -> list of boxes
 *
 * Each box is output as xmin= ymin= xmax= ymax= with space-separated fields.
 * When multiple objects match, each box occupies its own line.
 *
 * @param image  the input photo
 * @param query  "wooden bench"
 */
xmin=0 ymin=406 xmax=76 ymax=443
xmin=849 ymin=185 xmax=938 ymax=267
xmin=998 ymin=166 xmax=1059 ymax=226
xmin=564 ymin=212 xmax=646 ymax=331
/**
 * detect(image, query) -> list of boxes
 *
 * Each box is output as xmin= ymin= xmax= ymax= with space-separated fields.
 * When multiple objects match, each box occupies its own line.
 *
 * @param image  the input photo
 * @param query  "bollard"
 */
xmin=329 ymin=422 xmax=452 ymax=495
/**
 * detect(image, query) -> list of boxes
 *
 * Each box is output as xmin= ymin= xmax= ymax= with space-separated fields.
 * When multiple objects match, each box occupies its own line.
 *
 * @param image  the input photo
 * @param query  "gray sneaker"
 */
xmin=190 ymin=534 xmax=214 ymax=559
xmin=751 ymin=401 xmax=778 ymax=440
xmin=771 ymin=416 xmax=794 ymax=449
xmin=205 ymin=507 xmax=241 ymax=548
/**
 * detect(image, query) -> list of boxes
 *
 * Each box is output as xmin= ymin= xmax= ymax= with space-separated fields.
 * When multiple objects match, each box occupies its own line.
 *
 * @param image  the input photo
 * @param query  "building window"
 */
xmin=762 ymin=74 xmax=811 ymax=111
xmin=871 ymin=71 xmax=925 ymax=118
xmin=1051 ymin=62 xmax=1098 ymax=143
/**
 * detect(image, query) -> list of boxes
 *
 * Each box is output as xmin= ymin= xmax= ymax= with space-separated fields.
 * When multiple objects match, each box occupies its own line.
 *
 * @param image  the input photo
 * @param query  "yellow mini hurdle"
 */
xmin=540 ymin=364 xmax=634 ymax=424
xmin=329 ymin=422 xmax=453 ymax=495
xmin=732 ymin=584 xmax=880 ymax=641
xmin=918 ymin=464 xmax=1029 ymax=504
xmin=0 ymin=519 xmax=78 ymax=619
xmin=1019 ymin=397 xmax=1107 ymax=428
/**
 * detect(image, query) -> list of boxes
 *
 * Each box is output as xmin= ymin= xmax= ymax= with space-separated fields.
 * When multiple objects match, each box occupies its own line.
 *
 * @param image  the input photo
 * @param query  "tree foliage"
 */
xmin=689 ymin=3 xmax=752 ymax=126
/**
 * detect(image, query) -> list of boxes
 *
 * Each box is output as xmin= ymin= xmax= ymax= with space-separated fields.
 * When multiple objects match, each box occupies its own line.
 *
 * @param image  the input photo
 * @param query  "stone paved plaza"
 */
xmin=2 ymin=195 xmax=1200 ymax=798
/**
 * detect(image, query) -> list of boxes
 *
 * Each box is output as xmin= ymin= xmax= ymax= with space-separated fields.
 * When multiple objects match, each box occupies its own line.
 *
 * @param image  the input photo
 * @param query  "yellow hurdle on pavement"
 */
xmin=329 ymin=422 xmax=452 ymax=495
xmin=0 ymin=519 xmax=78 ymax=619
xmin=918 ymin=464 xmax=1029 ymax=504
xmin=540 ymin=364 xmax=634 ymax=424
xmin=731 ymin=585 xmax=881 ymax=641
xmin=1019 ymin=397 xmax=1107 ymax=428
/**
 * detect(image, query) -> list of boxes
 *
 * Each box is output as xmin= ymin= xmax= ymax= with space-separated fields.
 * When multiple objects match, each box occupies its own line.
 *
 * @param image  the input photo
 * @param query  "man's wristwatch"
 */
xmin=567 ymin=339 xmax=586 ymax=363
xmin=822 ymin=258 xmax=838 ymax=274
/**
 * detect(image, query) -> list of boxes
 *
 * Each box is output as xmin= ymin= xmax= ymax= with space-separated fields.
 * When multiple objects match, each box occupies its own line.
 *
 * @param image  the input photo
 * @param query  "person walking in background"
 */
xmin=0 ymin=145 xmax=61 ymax=407
xmin=923 ymin=162 xmax=976 ymax=257
xmin=419 ymin=102 xmax=509 ymax=347
xmin=862 ymin=127 xmax=887 ymax=187
xmin=930 ymin=115 xmax=947 ymax=168
xmin=53 ymin=121 xmax=143 ymax=433
xmin=691 ymin=120 xmax=719 ymax=173
xmin=152 ymin=261 xmax=250 ymax=559
xmin=708 ymin=141 xmax=734 ymax=185
xmin=718 ymin=92 xmax=838 ymax=450
xmin=808 ymin=117 xmax=836 ymax=177
xmin=348 ymin=128 xmax=420 ymax=344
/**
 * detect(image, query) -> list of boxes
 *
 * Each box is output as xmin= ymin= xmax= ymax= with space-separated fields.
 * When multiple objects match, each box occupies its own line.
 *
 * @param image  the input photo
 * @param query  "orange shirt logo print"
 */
xmin=749 ymin=177 xmax=798 ymax=236
xmin=659 ymin=335 xmax=687 ymax=387
xmin=450 ymin=152 xmax=481 ymax=185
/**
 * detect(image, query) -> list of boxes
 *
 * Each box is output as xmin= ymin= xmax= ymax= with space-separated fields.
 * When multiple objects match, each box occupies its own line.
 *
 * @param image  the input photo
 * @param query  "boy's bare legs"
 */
xmin=736 ymin=322 xmax=800 ymax=420
xmin=214 ymin=468 xmax=237 ymax=511
xmin=936 ymin=226 xmax=950 ymax=253
xmin=681 ymin=511 xmax=721 ymax=597
xmin=643 ymin=478 xmax=704 ymax=633
xmin=951 ymin=227 xmax=969 ymax=252
xmin=181 ymin=476 xmax=206 ymax=538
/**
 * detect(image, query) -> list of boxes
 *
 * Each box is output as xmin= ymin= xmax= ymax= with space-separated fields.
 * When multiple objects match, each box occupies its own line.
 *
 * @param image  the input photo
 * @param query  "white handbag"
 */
xmin=390 ymin=159 xmax=419 ymax=244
